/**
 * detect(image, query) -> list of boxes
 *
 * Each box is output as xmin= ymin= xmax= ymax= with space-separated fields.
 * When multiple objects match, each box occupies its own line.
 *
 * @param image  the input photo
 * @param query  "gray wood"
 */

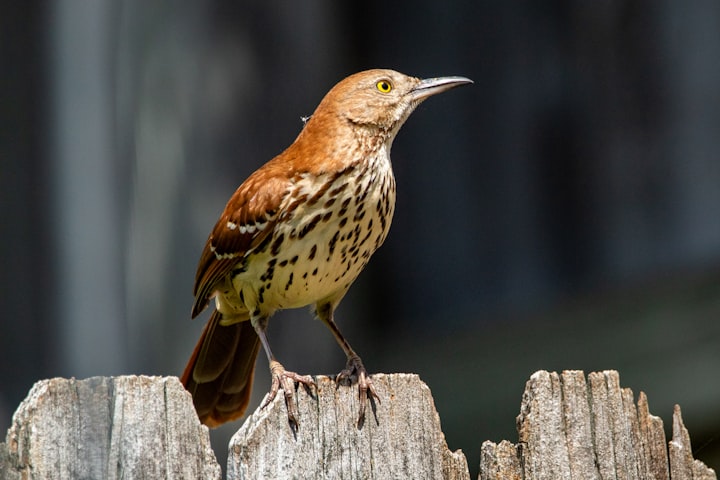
xmin=479 ymin=370 xmax=716 ymax=480
xmin=227 ymin=373 xmax=470 ymax=480
xmin=0 ymin=376 xmax=220 ymax=480
xmin=479 ymin=440 xmax=520 ymax=480
xmin=670 ymin=404 xmax=717 ymax=480
xmin=516 ymin=370 xmax=572 ymax=479
xmin=1 ymin=370 xmax=714 ymax=480
xmin=637 ymin=391 xmax=670 ymax=480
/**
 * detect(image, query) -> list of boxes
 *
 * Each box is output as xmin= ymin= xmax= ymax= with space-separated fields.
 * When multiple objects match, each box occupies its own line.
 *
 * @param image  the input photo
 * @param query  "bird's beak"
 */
xmin=409 ymin=76 xmax=473 ymax=102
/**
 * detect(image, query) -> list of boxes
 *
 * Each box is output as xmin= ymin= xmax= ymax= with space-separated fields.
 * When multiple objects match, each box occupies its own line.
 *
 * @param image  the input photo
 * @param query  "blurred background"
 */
xmin=2 ymin=1 xmax=719 ymax=476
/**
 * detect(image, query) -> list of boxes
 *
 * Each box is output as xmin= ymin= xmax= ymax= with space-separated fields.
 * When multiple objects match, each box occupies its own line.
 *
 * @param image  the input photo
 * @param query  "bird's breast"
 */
xmin=232 ymin=151 xmax=396 ymax=313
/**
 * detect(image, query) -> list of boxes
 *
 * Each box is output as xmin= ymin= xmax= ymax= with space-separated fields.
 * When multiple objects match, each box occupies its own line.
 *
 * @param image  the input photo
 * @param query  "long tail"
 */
xmin=181 ymin=309 xmax=261 ymax=427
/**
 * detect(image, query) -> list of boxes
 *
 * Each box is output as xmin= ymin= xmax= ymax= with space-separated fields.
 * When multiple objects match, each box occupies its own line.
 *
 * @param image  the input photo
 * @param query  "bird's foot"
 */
xmin=262 ymin=359 xmax=315 ymax=428
xmin=336 ymin=354 xmax=380 ymax=425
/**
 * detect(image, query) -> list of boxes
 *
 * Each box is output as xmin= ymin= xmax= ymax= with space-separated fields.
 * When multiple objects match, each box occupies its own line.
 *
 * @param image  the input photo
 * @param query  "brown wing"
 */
xmin=191 ymin=169 xmax=292 ymax=318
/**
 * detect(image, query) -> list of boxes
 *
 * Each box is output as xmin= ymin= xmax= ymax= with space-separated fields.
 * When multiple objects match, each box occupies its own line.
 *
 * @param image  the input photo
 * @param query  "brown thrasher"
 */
xmin=181 ymin=69 xmax=472 ymax=428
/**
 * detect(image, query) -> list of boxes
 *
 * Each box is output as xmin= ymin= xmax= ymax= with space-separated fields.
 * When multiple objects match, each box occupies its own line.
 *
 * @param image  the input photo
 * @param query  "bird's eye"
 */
xmin=376 ymin=80 xmax=393 ymax=93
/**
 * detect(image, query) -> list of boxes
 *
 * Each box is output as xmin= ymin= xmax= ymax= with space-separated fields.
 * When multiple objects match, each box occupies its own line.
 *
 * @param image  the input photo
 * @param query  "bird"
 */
xmin=181 ymin=69 xmax=472 ymax=428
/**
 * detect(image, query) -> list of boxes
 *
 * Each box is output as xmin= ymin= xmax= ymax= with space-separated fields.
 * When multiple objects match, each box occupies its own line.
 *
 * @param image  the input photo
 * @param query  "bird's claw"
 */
xmin=262 ymin=360 xmax=315 ymax=428
xmin=336 ymin=355 xmax=380 ymax=425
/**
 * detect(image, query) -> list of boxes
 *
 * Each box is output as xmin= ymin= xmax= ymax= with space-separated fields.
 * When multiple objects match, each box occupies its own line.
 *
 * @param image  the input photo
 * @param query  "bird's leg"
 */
xmin=251 ymin=315 xmax=315 ymax=428
xmin=316 ymin=303 xmax=379 ymax=423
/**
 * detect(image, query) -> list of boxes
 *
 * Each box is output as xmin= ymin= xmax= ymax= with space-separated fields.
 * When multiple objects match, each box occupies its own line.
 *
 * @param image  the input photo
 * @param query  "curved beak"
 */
xmin=410 ymin=76 xmax=473 ymax=102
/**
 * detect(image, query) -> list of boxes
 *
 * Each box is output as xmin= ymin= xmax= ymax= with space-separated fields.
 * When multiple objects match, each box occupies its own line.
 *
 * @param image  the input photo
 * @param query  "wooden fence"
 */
xmin=0 ymin=371 xmax=715 ymax=479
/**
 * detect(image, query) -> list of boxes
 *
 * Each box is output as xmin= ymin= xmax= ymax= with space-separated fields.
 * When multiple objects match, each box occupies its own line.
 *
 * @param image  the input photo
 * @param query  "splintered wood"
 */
xmin=0 ymin=371 xmax=715 ymax=479
xmin=479 ymin=370 xmax=716 ymax=480
xmin=228 ymin=373 xmax=470 ymax=480
xmin=0 ymin=376 xmax=221 ymax=480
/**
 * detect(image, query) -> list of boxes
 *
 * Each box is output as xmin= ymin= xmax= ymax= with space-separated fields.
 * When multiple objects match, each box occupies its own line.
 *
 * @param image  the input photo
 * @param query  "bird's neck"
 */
xmin=284 ymin=113 xmax=396 ymax=174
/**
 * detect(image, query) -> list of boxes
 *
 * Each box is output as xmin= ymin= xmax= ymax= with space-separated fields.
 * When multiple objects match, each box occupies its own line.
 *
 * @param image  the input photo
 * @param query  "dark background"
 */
xmin=2 ymin=1 xmax=719 ymax=476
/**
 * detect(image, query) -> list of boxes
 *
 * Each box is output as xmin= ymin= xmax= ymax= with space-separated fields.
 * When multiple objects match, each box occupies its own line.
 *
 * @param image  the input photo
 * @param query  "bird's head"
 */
xmin=313 ymin=69 xmax=472 ymax=134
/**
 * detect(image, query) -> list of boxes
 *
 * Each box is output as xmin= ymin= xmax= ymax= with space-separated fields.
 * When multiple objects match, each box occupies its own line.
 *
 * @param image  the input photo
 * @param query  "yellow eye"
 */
xmin=376 ymin=80 xmax=393 ymax=93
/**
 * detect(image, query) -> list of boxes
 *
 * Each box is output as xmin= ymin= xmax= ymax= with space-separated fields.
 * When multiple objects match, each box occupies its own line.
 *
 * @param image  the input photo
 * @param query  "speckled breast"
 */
xmin=233 ymin=155 xmax=396 ymax=313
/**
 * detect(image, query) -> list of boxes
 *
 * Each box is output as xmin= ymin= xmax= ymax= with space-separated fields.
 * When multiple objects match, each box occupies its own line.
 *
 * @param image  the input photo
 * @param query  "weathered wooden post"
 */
xmin=479 ymin=370 xmax=716 ymax=480
xmin=1 ymin=371 xmax=715 ymax=479
xmin=227 ymin=373 xmax=469 ymax=479
xmin=0 ymin=376 xmax=221 ymax=479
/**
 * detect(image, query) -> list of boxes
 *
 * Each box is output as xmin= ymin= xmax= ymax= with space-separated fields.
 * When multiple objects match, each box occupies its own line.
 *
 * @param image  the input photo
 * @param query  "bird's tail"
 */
xmin=181 ymin=309 xmax=261 ymax=427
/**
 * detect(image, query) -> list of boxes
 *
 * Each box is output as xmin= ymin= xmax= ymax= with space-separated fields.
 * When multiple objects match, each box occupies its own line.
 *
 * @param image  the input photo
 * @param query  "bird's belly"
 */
xmin=264 ymin=237 xmax=370 ymax=309
xmin=233 ymin=172 xmax=395 ymax=312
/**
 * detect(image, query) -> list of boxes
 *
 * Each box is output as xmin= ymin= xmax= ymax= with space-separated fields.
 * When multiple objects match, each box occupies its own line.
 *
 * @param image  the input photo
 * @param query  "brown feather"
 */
xmin=181 ymin=310 xmax=261 ymax=426
xmin=191 ymin=172 xmax=291 ymax=317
